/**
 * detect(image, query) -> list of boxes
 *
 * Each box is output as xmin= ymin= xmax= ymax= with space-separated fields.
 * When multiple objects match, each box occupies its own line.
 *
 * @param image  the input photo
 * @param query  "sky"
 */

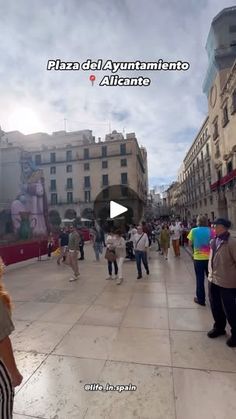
xmin=0 ymin=0 xmax=235 ymax=189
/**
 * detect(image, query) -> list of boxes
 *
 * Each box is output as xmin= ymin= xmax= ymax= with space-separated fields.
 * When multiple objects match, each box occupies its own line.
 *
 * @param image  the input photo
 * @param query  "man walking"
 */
xmin=134 ymin=225 xmax=150 ymax=279
xmin=170 ymin=221 xmax=182 ymax=257
xmin=187 ymin=215 xmax=214 ymax=306
xmin=207 ymin=218 xmax=236 ymax=347
xmin=57 ymin=227 xmax=69 ymax=265
xmin=68 ymin=225 xmax=80 ymax=281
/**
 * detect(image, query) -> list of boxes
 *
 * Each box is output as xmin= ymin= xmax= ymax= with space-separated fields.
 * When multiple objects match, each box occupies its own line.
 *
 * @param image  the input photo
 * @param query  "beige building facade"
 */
xmin=173 ymin=7 xmax=236 ymax=226
xmin=29 ymin=130 xmax=148 ymax=220
xmin=182 ymin=117 xmax=215 ymax=221
xmin=0 ymin=128 xmax=148 ymax=228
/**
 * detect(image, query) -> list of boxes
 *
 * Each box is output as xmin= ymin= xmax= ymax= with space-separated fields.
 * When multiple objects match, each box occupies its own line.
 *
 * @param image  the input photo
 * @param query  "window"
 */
xmin=102 ymin=174 xmax=109 ymax=186
xmin=84 ymin=148 xmax=89 ymax=159
xmin=213 ymin=121 xmax=219 ymax=141
xmin=232 ymin=89 xmax=236 ymax=112
xmin=217 ymin=170 xmax=222 ymax=182
xmin=84 ymin=176 xmax=90 ymax=188
xmin=206 ymin=143 xmax=209 ymax=156
xmin=35 ymin=154 xmax=41 ymax=165
xmin=84 ymin=163 xmax=90 ymax=170
xmin=66 ymin=165 xmax=72 ymax=173
xmin=84 ymin=190 xmax=91 ymax=202
xmin=229 ymin=25 xmax=236 ymax=33
xmin=227 ymin=161 xmax=233 ymax=174
xmin=103 ymin=188 xmax=109 ymax=199
xmin=207 ymin=163 xmax=211 ymax=177
xmin=215 ymin=143 xmax=220 ymax=159
xmin=120 ymin=143 xmax=126 ymax=155
xmin=121 ymin=186 xmax=128 ymax=197
xmin=50 ymin=166 xmax=56 ymax=174
xmin=67 ymin=192 xmax=73 ymax=203
xmin=121 ymin=158 xmax=127 ymax=167
xmin=50 ymin=152 xmax=56 ymax=163
xmin=204 ymin=198 xmax=207 ymax=206
xmin=66 ymin=150 xmax=72 ymax=161
xmin=102 ymin=161 xmax=108 ymax=169
xmin=51 ymin=193 xmax=57 ymax=205
xmin=222 ymin=105 xmax=229 ymax=126
xmin=50 ymin=179 xmax=56 ymax=191
xmin=67 ymin=178 xmax=73 ymax=189
xmin=121 ymin=172 xmax=128 ymax=184
xmin=101 ymin=146 xmax=107 ymax=157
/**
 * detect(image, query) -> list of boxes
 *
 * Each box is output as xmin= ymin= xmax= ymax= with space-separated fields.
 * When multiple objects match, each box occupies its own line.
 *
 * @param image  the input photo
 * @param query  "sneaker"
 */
xmin=194 ymin=297 xmax=205 ymax=306
xmin=69 ymin=277 xmax=77 ymax=282
xmin=106 ymin=276 xmax=112 ymax=280
xmin=116 ymin=278 xmax=122 ymax=285
xmin=207 ymin=328 xmax=226 ymax=338
xmin=165 ymin=257 xmax=168 ymax=260
xmin=226 ymin=336 xmax=236 ymax=347
xmin=137 ymin=275 xmax=142 ymax=279
xmin=146 ymin=269 xmax=150 ymax=275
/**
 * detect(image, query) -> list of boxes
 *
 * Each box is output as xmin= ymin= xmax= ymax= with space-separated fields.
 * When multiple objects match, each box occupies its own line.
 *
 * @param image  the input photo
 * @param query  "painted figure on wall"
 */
xmin=11 ymin=152 xmax=49 ymax=238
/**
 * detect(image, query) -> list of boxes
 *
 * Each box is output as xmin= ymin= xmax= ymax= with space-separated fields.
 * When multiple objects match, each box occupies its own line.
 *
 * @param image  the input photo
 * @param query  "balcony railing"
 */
xmin=83 ymin=184 xmax=91 ymax=190
xmin=65 ymin=185 xmax=73 ymax=190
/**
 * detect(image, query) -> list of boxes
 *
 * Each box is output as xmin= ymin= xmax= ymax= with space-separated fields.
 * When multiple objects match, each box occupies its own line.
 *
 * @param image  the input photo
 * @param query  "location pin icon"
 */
xmin=89 ymin=75 xmax=96 ymax=86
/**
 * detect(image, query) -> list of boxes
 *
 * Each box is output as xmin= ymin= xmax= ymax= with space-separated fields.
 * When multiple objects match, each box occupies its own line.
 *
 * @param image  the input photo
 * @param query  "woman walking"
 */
xmin=160 ymin=224 xmax=170 ymax=260
xmin=105 ymin=230 xmax=118 ymax=280
xmin=0 ymin=257 xmax=23 ymax=418
xmin=90 ymin=223 xmax=105 ymax=262
xmin=114 ymin=230 xmax=126 ymax=285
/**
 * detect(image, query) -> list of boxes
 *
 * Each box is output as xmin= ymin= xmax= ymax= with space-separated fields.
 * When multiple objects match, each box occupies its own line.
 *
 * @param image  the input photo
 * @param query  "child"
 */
xmin=0 ymin=257 xmax=23 ymax=418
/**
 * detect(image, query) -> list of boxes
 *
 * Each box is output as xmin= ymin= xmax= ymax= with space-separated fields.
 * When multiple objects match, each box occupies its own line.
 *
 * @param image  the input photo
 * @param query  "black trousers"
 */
xmin=79 ymin=244 xmax=84 ymax=260
xmin=0 ymin=360 xmax=14 ymax=418
xmin=208 ymin=281 xmax=236 ymax=336
xmin=194 ymin=260 xmax=208 ymax=304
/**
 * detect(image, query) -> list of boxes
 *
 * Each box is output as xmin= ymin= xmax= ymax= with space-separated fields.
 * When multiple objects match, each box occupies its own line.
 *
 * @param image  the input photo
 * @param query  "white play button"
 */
xmin=110 ymin=201 xmax=128 ymax=219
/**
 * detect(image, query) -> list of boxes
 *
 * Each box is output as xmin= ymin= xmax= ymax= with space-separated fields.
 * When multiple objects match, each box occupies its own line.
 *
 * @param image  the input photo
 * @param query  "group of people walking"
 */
xmin=1 ymin=215 xmax=236 ymax=417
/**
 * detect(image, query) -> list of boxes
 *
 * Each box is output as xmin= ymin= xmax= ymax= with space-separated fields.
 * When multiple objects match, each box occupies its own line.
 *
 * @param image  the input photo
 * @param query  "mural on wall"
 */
xmin=11 ymin=151 xmax=49 ymax=240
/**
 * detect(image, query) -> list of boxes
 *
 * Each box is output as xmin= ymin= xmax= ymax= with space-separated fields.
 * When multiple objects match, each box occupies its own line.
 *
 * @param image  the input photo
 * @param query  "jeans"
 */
xmin=194 ymin=260 xmax=208 ymax=304
xmin=69 ymin=250 xmax=79 ymax=276
xmin=117 ymin=257 xmax=125 ymax=279
xmin=135 ymin=250 xmax=149 ymax=276
xmin=208 ymin=281 xmax=236 ymax=336
xmin=108 ymin=260 xmax=118 ymax=276
xmin=93 ymin=243 xmax=103 ymax=261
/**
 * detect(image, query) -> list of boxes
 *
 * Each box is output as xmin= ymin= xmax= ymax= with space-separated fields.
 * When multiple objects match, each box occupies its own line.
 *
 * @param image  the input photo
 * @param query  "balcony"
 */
xmin=83 ymin=184 xmax=91 ymax=190
xmin=52 ymin=200 xmax=79 ymax=206
xmin=205 ymin=154 xmax=210 ymax=162
xmin=212 ymin=130 xmax=219 ymax=141
xmin=49 ymin=187 xmax=57 ymax=192
xmin=65 ymin=185 xmax=73 ymax=190
xmin=220 ymin=169 xmax=236 ymax=187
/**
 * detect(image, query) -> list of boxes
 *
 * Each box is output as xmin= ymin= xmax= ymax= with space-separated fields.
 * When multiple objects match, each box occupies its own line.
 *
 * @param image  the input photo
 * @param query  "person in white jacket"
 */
xmin=114 ymin=229 xmax=126 ymax=285
xmin=133 ymin=225 xmax=150 ymax=279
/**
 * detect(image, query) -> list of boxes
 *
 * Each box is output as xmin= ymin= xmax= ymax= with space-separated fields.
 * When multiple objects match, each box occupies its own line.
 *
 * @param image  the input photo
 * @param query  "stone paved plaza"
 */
xmin=3 ymin=244 xmax=236 ymax=419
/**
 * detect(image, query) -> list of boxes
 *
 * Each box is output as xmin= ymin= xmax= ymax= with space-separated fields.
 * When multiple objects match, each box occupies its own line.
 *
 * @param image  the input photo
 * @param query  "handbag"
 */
xmin=105 ymin=248 xmax=116 ymax=262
